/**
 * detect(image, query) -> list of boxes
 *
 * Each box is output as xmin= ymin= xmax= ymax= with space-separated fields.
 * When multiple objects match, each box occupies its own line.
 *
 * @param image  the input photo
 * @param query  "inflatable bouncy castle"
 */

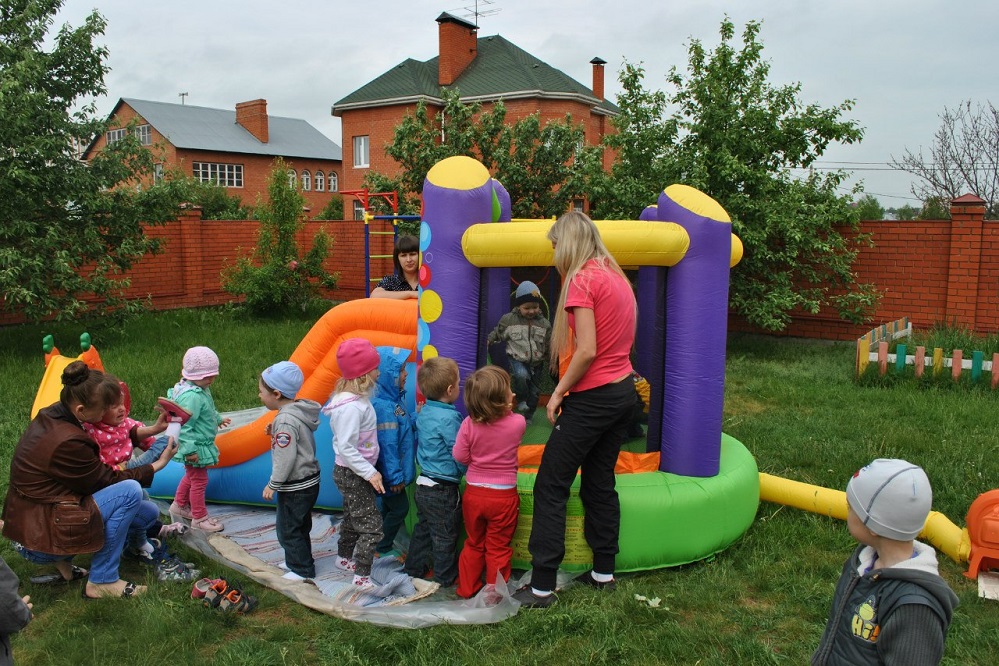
xmin=151 ymin=155 xmax=760 ymax=573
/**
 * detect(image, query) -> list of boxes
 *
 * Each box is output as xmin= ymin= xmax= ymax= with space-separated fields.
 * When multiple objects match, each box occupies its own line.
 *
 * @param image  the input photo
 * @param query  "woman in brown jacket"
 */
xmin=2 ymin=361 xmax=176 ymax=599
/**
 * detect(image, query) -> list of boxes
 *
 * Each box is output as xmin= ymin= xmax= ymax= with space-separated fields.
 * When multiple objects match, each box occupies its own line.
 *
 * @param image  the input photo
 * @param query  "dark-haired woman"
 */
xmin=2 ymin=361 xmax=177 ymax=599
xmin=370 ymin=235 xmax=420 ymax=300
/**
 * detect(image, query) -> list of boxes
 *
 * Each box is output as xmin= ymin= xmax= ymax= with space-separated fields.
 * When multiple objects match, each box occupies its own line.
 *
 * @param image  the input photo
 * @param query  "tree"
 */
xmin=376 ymin=88 xmax=593 ymax=218
xmin=593 ymin=19 xmax=876 ymax=331
xmin=853 ymin=194 xmax=885 ymax=220
xmin=0 ymin=0 xmax=187 ymax=321
xmin=891 ymin=101 xmax=998 ymax=219
xmin=221 ymin=160 xmax=338 ymax=314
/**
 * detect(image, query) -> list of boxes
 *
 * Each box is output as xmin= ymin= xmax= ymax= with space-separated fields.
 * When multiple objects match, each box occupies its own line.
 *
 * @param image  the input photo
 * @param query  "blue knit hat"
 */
xmin=515 ymin=281 xmax=541 ymax=307
xmin=262 ymin=361 xmax=304 ymax=399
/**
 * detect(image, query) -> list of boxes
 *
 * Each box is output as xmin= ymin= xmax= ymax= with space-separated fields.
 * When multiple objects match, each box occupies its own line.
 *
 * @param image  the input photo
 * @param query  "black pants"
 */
xmin=404 ymin=482 xmax=461 ymax=586
xmin=275 ymin=484 xmax=320 ymax=578
xmin=528 ymin=379 xmax=634 ymax=591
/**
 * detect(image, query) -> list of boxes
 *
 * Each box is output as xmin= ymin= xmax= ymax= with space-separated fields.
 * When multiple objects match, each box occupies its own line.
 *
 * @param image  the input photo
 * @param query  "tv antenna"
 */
xmin=451 ymin=0 xmax=501 ymax=24
xmin=178 ymin=92 xmax=189 ymax=105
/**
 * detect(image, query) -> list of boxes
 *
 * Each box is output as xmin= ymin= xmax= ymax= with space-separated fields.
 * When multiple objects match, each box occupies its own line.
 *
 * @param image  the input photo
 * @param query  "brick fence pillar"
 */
xmin=177 ymin=205 xmax=204 ymax=304
xmin=945 ymin=194 xmax=987 ymax=329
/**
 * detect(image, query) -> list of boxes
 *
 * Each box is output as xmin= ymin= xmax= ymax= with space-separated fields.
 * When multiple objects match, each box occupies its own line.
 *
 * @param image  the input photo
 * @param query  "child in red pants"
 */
xmin=452 ymin=366 xmax=526 ymax=599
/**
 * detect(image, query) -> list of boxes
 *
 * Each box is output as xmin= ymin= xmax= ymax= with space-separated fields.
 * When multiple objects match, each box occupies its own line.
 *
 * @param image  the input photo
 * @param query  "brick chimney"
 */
xmin=590 ymin=57 xmax=607 ymax=101
xmin=437 ymin=12 xmax=478 ymax=86
xmin=235 ymin=99 xmax=268 ymax=143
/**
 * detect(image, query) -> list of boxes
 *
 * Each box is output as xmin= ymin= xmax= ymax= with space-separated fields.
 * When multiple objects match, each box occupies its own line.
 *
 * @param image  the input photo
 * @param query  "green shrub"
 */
xmin=316 ymin=193 xmax=344 ymax=220
xmin=222 ymin=160 xmax=338 ymax=314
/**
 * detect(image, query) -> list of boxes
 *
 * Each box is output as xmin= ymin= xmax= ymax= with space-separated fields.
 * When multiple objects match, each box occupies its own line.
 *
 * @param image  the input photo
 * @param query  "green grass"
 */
xmin=2 ymin=314 xmax=999 ymax=664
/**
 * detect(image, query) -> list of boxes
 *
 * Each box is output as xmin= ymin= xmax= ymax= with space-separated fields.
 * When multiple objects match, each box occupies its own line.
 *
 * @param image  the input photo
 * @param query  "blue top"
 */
xmin=415 ymin=400 xmax=465 ymax=483
xmin=372 ymin=347 xmax=416 ymax=493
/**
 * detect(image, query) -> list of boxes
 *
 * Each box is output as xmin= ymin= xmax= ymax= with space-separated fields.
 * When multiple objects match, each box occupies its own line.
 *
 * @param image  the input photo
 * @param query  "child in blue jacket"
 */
xmin=372 ymin=347 xmax=416 ymax=555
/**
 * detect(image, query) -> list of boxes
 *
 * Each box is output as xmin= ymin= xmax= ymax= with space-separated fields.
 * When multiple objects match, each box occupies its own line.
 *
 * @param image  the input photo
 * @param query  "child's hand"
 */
xmin=368 ymin=471 xmax=385 ymax=494
xmin=390 ymin=483 xmax=405 ymax=494
xmin=152 ymin=439 xmax=179 ymax=472
xmin=219 ymin=417 xmax=232 ymax=429
xmin=150 ymin=407 xmax=169 ymax=433
xmin=184 ymin=452 xmax=200 ymax=465
xmin=264 ymin=423 xmax=272 ymax=436
xmin=262 ymin=486 xmax=274 ymax=501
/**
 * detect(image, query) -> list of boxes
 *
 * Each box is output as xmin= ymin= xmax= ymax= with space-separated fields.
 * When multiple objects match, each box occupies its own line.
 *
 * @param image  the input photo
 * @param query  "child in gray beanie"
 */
xmin=812 ymin=459 xmax=959 ymax=666
xmin=486 ymin=281 xmax=551 ymax=422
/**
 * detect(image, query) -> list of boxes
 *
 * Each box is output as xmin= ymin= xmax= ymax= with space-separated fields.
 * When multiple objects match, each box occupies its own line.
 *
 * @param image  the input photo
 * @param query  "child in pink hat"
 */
xmin=167 ymin=347 xmax=231 ymax=533
xmin=321 ymin=338 xmax=385 ymax=591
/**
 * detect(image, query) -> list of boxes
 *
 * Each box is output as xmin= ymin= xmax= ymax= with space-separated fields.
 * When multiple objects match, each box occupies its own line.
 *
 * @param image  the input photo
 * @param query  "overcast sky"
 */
xmin=54 ymin=0 xmax=998 ymax=207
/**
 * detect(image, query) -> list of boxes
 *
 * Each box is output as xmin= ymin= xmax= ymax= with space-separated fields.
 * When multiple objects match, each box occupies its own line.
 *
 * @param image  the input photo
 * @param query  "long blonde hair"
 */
xmin=546 ymin=211 xmax=627 ymax=369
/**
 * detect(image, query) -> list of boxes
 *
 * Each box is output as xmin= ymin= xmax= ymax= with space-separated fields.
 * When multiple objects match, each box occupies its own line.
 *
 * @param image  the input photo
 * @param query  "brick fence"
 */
xmin=4 ymin=196 xmax=996 ymax=341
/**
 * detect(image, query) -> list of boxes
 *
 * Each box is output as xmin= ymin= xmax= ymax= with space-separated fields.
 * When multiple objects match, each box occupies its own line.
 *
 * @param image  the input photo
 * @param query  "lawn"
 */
xmin=1 ymin=309 xmax=997 ymax=665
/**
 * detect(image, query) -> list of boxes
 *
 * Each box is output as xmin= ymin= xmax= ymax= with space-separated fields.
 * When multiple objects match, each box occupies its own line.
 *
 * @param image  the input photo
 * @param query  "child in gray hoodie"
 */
xmin=812 ymin=459 xmax=959 ymax=666
xmin=259 ymin=361 xmax=322 ymax=582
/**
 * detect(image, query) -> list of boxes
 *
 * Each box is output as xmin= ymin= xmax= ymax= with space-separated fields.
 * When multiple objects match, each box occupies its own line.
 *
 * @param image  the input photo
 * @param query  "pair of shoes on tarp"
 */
xmin=192 ymin=577 xmax=258 ymax=613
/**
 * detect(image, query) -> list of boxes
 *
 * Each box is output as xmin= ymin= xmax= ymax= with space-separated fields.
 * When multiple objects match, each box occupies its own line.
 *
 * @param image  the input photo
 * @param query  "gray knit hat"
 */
xmin=846 ymin=458 xmax=932 ymax=541
xmin=515 ymin=281 xmax=541 ymax=307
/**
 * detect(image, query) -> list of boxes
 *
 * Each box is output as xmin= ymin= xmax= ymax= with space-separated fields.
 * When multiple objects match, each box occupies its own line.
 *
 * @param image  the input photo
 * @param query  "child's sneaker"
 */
xmin=281 ymin=571 xmax=309 ymax=582
xmin=334 ymin=557 xmax=356 ymax=572
xmin=191 ymin=577 xmax=221 ymax=599
xmin=156 ymin=557 xmax=200 ymax=582
xmin=352 ymin=574 xmax=374 ymax=590
xmin=168 ymin=502 xmax=194 ymax=521
xmin=511 ymin=585 xmax=557 ymax=608
xmin=200 ymin=578 xmax=257 ymax=613
xmin=158 ymin=522 xmax=190 ymax=539
xmin=191 ymin=516 xmax=224 ymax=533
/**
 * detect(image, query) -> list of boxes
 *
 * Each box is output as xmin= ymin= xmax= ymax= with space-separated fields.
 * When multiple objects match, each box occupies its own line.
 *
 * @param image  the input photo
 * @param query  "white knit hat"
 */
xmin=846 ymin=458 xmax=932 ymax=541
xmin=182 ymin=346 xmax=220 ymax=381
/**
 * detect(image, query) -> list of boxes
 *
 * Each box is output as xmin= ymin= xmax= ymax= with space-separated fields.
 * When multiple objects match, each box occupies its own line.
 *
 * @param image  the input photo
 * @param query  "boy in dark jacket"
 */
xmin=486 ymin=281 xmax=551 ymax=421
xmin=259 ymin=361 xmax=322 ymax=582
xmin=372 ymin=347 xmax=416 ymax=555
xmin=812 ymin=459 xmax=959 ymax=666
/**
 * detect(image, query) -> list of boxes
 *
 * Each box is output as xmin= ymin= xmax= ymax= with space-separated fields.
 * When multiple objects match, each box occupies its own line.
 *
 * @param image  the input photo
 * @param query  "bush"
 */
xmin=222 ymin=160 xmax=339 ymax=314
xmin=316 ymin=193 xmax=344 ymax=220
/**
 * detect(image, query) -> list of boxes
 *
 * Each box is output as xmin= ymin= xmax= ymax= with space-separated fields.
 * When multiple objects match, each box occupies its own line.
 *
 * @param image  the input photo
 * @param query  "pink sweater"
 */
xmin=82 ymin=417 xmax=151 ymax=467
xmin=452 ymin=412 xmax=526 ymax=486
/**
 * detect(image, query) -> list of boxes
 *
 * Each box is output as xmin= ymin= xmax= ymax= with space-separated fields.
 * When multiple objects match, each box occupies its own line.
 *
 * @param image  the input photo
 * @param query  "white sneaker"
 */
xmin=352 ymin=574 xmax=374 ymax=590
xmin=334 ymin=557 xmax=356 ymax=572
xmin=276 ymin=561 xmax=289 ymax=571
xmin=281 ymin=571 xmax=308 ymax=582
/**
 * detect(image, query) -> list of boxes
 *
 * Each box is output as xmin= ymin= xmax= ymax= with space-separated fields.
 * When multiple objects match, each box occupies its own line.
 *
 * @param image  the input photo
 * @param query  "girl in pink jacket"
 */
xmin=452 ymin=366 xmax=525 ymax=599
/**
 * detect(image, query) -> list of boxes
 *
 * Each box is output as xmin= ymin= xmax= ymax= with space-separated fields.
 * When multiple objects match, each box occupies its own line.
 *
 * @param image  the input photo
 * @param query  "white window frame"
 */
xmin=153 ymin=163 xmax=164 ymax=185
xmin=329 ymin=171 xmax=338 ymax=192
xmin=352 ymin=200 xmax=365 ymax=221
xmin=134 ymin=124 xmax=152 ymax=145
xmin=106 ymin=128 xmax=128 ymax=145
xmin=287 ymin=169 xmax=296 ymax=188
xmin=353 ymin=136 xmax=370 ymax=168
xmin=314 ymin=170 xmax=324 ymax=192
xmin=301 ymin=170 xmax=311 ymax=191
xmin=192 ymin=162 xmax=244 ymax=188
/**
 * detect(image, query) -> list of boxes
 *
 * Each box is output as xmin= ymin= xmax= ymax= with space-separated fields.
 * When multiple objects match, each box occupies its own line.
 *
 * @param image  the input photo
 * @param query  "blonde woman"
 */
xmin=513 ymin=211 xmax=637 ymax=608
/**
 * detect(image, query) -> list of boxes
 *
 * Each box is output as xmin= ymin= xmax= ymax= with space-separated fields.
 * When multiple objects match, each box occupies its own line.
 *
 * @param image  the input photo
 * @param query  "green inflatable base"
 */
xmin=512 ymin=433 xmax=760 ymax=573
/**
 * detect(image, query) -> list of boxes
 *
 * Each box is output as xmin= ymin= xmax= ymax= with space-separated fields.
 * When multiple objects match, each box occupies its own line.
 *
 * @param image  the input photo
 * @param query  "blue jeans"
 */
xmin=275 ymin=484 xmax=320 ymax=578
xmin=404 ymin=483 xmax=461 ymax=586
xmin=509 ymin=359 xmax=543 ymax=413
xmin=377 ymin=490 xmax=410 ymax=553
xmin=127 ymin=436 xmax=168 ymax=469
xmin=16 ymin=480 xmax=158 ymax=584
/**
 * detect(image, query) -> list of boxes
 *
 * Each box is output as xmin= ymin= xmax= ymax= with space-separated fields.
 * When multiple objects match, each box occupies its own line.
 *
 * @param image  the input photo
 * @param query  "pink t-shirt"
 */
xmin=452 ymin=412 xmax=526 ymax=487
xmin=82 ymin=416 xmax=151 ymax=467
xmin=565 ymin=259 xmax=636 ymax=393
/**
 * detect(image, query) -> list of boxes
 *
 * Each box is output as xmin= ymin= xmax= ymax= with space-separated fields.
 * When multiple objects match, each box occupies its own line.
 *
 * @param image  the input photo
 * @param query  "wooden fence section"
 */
xmin=857 ymin=316 xmax=999 ymax=388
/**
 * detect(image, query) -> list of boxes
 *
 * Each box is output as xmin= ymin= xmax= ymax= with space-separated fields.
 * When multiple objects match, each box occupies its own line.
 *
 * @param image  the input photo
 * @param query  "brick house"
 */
xmin=331 ymin=12 xmax=618 ymax=216
xmin=83 ymin=98 xmax=343 ymax=214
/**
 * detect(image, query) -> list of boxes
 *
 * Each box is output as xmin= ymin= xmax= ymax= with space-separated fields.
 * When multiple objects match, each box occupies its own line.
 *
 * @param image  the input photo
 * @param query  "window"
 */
xmin=153 ymin=163 xmax=164 ymax=185
xmin=353 ymin=200 xmax=365 ymax=221
xmin=301 ymin=170 xmax=311 ymax=191
xmin=328 ymin=171 xmax=338 ymax=192
xmin=192 ymin=162 xmax=243 ymax=187
xmin=353 ymin=136 xmax=369 ymax=168
xmin=134 ymin=124 xmax=152 ymax=145
xmin=287 ymin=169 xmax=296 ymax=188
xmin=314 ymin=171 xmax=324 ymax=191
xmin=106 ymin=128 xmax=128 ymax=145
xmin=572 ymin=198 xmax=585 ymax=212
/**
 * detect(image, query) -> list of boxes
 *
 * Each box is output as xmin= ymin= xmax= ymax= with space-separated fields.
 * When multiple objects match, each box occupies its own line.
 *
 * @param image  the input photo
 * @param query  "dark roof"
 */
xmin=94 ymin=98 xmax=342 ymax=160
xmin=332 ymin=34 xmax=618 ymax=116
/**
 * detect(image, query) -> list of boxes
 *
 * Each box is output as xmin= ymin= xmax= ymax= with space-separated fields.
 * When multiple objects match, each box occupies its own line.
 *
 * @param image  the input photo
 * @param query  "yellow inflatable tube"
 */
xmin=759 ymin=473 xmax=971 ymax=563
xmin=462 ymin=220 xmax=691 ymax=268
